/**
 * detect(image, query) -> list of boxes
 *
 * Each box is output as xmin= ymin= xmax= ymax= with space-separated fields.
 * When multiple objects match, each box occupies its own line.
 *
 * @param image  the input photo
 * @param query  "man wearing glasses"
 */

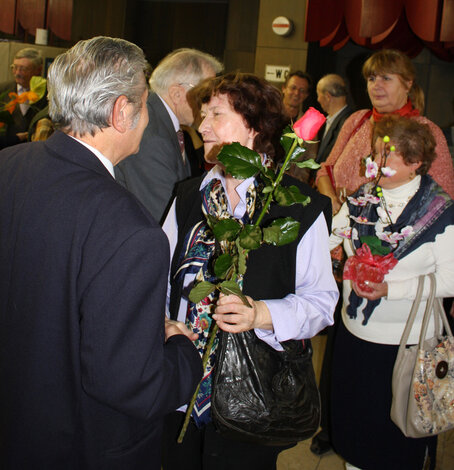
xmin=0 ymin=47 xmax=47 ymax=148
xmin=281 ymin=70 xmax=313 ymax=122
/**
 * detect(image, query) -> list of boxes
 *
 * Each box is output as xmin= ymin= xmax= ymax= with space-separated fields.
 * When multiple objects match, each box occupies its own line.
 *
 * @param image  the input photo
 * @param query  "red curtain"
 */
xmin=47 ymin=0 xmax=73 ymax=41
xmin=16 ymin=0 xmax=47 ymax=35
xmin=0 ymin=0 xmax=17 ymax=35
xmin=1 ymin=0 xmax=72 ymax=42
xmin=305 ymin=0 xmax=454 ymax=60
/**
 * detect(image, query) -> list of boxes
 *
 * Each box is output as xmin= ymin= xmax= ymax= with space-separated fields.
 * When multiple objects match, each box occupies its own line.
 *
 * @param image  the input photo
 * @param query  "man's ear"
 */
xmin=111 ymin=95 xmax=130 ymax=133
xmin=168 ymin=84 xmax=183 ymax=106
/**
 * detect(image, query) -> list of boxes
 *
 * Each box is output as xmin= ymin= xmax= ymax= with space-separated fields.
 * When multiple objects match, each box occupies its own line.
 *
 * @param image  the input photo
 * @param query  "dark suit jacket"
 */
xmin=0 ymin=80 xmax=48 ymax=148
xmin=0 ymin=131 xmax=202 ymax=469
xmin=316 ymin=105 xmax=353 ymax=164
xmin=115 ymin=92 xmax=192 ymax=223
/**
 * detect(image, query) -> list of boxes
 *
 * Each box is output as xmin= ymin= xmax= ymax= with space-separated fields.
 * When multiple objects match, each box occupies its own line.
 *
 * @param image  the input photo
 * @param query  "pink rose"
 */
xmin=293 ymin=107 xmax=326 ymax=141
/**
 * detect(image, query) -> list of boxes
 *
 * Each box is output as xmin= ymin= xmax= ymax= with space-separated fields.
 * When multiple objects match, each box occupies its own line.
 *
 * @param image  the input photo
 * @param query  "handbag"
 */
xmin=391 ymin=273 xmax=454 ymax=437
xmin=211 ymin=329 xmax=320 ymax=446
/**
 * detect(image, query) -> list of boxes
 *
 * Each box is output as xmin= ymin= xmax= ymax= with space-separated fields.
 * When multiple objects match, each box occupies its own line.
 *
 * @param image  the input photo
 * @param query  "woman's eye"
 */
xmin=368 ymin=76 xmax=375 ymax=82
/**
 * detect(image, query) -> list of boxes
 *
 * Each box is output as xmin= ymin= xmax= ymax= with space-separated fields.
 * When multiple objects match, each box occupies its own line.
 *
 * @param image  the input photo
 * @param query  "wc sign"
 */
xmin=265 ymin=65 xmax=291 ymax=83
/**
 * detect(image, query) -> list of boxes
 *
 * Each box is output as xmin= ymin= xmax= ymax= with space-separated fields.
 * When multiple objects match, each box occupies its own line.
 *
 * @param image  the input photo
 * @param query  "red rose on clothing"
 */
xmin=293 ymin=107 xmax=326 ymax=141
xmin=343 ymin=243 xmax=398 ymax=293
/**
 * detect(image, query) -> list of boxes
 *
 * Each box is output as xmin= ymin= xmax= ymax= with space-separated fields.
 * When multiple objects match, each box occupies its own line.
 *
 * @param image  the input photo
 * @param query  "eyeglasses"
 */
xmin=178 ymin=82 xmax=195 ymax=89
xmin=10 ymin=64 xmax=32 ymax=73
xmin=287 ymin=85 xmax=309 ymax=94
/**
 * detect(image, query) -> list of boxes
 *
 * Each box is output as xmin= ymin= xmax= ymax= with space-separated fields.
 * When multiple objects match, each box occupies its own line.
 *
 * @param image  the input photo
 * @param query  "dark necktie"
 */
xmin=177 ymin=129 xmax=185 ymax=161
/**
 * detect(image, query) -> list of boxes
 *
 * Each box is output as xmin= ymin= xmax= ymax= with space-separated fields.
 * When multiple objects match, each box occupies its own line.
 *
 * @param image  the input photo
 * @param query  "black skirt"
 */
xmin=330 ymin=321 xmax=437 ymax=470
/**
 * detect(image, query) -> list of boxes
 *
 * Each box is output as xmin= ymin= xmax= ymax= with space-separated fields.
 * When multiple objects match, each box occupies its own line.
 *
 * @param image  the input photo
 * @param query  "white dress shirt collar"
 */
xmin=68 ymin=135 xmax=115 ymax=179
xmin=157 ymin=94 xmax=180 ymax=132
xmin=324 ymin=105 xmax=348 ymax=137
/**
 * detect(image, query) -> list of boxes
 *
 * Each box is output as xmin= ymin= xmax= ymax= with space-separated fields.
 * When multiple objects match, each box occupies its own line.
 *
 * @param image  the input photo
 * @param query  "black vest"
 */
xmin=169 ymin=174 xmax=332 ymax=319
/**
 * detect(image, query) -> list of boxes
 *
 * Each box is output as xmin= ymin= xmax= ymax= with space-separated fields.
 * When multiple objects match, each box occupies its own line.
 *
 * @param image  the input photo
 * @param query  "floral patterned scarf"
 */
xmin=174 ymin=177 xmax=256 ymax=426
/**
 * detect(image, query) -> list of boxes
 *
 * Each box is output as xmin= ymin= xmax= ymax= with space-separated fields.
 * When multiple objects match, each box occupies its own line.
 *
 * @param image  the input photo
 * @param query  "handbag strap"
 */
xmin=417 ymin=273 xmax=453 ymax=348
xmin=397 ymin=274 xmax=453 ymax=366
xmin=396 ymin=275 xmax=425 ymax=361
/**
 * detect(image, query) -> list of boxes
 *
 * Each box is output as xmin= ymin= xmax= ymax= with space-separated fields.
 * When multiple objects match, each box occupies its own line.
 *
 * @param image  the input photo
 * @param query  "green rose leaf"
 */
xmin=280 ymin=125 xmax=296 ymax=153
xmin=219 ymin=280 xmax=252 ymax=307
xmin=205 ymin=213 xmax=218 ymax=229
xmin=238 ymin=249 xmax=247 ymax=275
xmin=260 ymin=166 xmax=277 ymax=184
xmin=360 ymin=235 xmax=391 ymax=256
xmin=294 ymin=158 xmax=321 ymax=170
xmin=262 ymin=185 xmax=274 ymax=194
xmin=263 ymin=217 xmax=300 ymax=246
xmin=288 ymin=146 xmax=306 ymax=162
xmin=188 ymin=281 xmax=216 ymax=304
xmin=217 ymin=142 xmax=262 ymax=179
xmin=274 ymin=185 xmax=311 ymax=206
xmin=213 ymin=218 xmax=242 ymax=241
xmin=239 ymin=224 xmax=262 ymax=250
xmin=214 ymin=253 xmax=234 ymax=279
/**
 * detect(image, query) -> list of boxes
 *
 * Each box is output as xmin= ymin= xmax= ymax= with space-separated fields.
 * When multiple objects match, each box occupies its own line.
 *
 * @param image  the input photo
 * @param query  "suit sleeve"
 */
xmin=78 ymin=223 xmax=202 ymax=421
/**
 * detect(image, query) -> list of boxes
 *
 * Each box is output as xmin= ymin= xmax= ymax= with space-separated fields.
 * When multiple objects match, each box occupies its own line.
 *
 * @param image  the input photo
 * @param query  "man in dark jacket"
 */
xmin=0 ymin=47 xmax=47 ymax=148
xmin=115 ymin=48 xmax=223 ymax=223
xmin=315 ymin=74 xmax=353 ymax=164
xmin=0 ymin=36 xmax=202 ymax=470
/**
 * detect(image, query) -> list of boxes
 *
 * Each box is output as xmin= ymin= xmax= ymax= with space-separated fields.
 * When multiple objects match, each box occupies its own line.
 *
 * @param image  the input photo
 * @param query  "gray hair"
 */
xmin=319 ymin=74 xmax=347 ymax=97
xmin=48 ymin=36 xmax=147 ymax=136
xmin=149 ymin=48 xmax=223 ymax=95
xmin=15 ymin=47 xmax=43 ymax=68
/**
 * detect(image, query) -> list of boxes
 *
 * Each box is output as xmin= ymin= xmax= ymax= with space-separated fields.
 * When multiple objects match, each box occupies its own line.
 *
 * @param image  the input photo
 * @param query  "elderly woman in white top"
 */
xmin=329 ymin=115 xmax=454 ymax=470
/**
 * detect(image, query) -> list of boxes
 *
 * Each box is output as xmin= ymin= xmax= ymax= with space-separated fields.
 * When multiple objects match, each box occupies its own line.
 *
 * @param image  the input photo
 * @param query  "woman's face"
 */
xmin=374 ymin=137 xmax=421 ymax=189
xmin=367 ymin=73 xmax=412 ymax=113
xmin=199 ymin=93 xmax=257 ymax=164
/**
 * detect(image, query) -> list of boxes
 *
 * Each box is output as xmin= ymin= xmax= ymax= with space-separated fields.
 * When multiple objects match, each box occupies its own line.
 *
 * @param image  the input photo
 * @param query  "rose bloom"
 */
xmin=293 ymin=107 xmax=326 ymax=141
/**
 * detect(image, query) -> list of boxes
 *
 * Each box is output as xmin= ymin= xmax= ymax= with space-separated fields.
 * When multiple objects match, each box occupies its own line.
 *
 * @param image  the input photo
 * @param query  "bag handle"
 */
xmin=417 ymin=273 xmax=453 ymax=348
xmin=396 ymin=275 xmax=425 ymax=365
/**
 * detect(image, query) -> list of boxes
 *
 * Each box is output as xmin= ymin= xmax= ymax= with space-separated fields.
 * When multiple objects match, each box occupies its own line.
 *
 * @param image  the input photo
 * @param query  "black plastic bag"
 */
xmin=212 ymin=330 xmax=320 ymax=446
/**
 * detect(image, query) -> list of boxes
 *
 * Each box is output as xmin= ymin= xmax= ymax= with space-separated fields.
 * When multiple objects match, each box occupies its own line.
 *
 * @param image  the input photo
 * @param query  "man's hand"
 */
xmin=165 ymin=317 xmax=199 ymax=341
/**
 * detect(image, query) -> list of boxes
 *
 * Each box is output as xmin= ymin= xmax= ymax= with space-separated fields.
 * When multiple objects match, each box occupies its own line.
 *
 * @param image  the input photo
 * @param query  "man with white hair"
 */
xmin=0 ymin=47 xmax=47 ymax=147
xmin=115 ymin=48 xmax=223 ymax=223
xmin=0 ymin=36 xmax=202 ymax=469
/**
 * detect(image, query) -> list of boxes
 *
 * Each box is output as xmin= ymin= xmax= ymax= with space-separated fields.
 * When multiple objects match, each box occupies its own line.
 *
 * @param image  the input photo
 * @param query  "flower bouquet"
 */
xmin=343 ymin=242 xmax=397 ymax=292
xmin=0 ymin=76 xmax=46 ymax=130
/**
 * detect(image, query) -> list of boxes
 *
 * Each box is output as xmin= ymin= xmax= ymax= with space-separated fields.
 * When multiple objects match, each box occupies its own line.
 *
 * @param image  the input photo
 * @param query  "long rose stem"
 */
xmin=254 ymin=138 xmax=298 ymax=227
xmin=177 ymin=323 xmax=219 ymax=443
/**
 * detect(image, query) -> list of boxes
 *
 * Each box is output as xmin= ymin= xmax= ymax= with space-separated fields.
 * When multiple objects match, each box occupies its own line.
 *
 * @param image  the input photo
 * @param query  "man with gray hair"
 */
xmin=0 ymin=47 xmax=47 ymax=147
xmin=115 ymin=48 xmax=223 ymax=223
xmin=0 ymin=36 xmax=202 ymax=469
xmin=315 ymin=74 xmax=353 ymax=164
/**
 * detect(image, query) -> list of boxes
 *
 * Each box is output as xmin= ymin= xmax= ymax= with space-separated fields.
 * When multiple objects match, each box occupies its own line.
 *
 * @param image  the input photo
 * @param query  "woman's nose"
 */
xmin=198 ymin=116 xmax=208 ymax=133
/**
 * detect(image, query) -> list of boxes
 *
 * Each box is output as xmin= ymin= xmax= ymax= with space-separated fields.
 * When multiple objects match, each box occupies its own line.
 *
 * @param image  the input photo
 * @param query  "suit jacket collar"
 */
xmin=317 ymin=105 xmax=352 ymax=160
xmin=148 ymin=92 xmax=183 ymax=156
xmin=44 ymin=130 xmax=114 ymax=179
